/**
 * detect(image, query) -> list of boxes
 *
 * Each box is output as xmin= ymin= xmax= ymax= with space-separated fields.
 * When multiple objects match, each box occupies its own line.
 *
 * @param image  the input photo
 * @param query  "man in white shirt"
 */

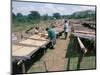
xmin=12 ymin=33 xmax=17 ymax=42
xmin=64 ymin=20 xmax=69 ymax=39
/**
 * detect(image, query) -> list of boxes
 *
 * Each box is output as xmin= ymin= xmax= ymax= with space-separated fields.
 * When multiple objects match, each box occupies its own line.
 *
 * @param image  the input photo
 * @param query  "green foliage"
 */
xmin=63 ymin=10 xmax=96 ymax=19
xmin=28 ymin=11 xmax=40 ymax=21
xmin=12 ymin=10 xmax=96 ymax=32
xmin=42 ymin=14 xmax=49 ymax=20
xmin=53 ymin=13 xmax=61 ymax=19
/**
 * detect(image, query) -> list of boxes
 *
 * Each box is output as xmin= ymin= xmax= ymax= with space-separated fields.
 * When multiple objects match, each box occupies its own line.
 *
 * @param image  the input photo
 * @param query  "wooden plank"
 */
xmin=77 ymin=37 xmax=87 ymax=53
xmin=19 ymin=39 xmax=48 ymax=47
xmin=55 ymin=27 xmax=63 ymax=32
xmin=82 ymin=21 xmax=95 ymax=25
xmin=22 ymin=61 xmax=25 ymax=73
xmin=12 ymin=46 xmax=39 ymax=57
xmin=72 ymin=33 xmax=95 ymax=40
xmin=74 ymin=30 xmax=95 ymax=35
xmin=12 ymin=45 xmax=23 ymax=52
xmin=14 ymin=43 xmax=39 ymax=47
xmin=17 ymin=60 xmax=22 ymax=65
xmin=12 ymin=35 xmax=49 ymax=60
xmin=29 ymin=34 xmax=48 ymax=41
xmin=28 ymin=38 xmax=47 ymax=41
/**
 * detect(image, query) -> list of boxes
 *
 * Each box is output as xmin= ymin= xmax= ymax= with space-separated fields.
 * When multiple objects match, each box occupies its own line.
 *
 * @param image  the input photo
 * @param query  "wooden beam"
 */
xmin=17 ymin=60 xmax=26 ymax=73
xmin=22 ymin=61 xmax=26 ymax=73
xmin=13 ymin=42 xmax=39 ymax=47
xmin=29 ymin=37 xmax=48 ymax=41
xmin=17 ymin=60 xmax=22 ymax=65
xmin=77 ymin=37 xmax=87 ymax=53
xmin=43 ymin=61 xmax=48 ymax=72
xmin=75 ymin=31 xmax=95 ymax=35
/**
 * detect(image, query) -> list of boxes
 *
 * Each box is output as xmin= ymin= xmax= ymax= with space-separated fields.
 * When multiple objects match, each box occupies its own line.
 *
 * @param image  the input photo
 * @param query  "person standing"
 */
xmin=46 ymin=25 xmax=56 ymax=49
xmin=12 ymin=33 xmax=17 ymax=42
xmin=34 ymin=27 xmax=39 ymax=34
xmin=64 ymin=20 xmax=69 ymax=39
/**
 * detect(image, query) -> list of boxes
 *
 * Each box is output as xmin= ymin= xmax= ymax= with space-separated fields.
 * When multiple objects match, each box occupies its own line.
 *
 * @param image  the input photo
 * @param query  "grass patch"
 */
xmin=66 ymin=35 xmax=96 ymax=70
xmin=27 ymin=61 xmax=46 ymax=73
xmin=66 ymin=56 xmax=96 ymax=70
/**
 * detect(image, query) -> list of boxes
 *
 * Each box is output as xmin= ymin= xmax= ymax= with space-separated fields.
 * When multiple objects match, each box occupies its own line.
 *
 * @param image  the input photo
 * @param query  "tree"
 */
xmin=53 ymin=13 xmax=61 ymax=19
xmin=16 ymin=13 xmax=23 ymax=17
xmin=28 ymin=11 xmax=40 ymax=20
xmin=42 ymin=14 xmax=48 ymax=20
xmin=12 ymin=13 xmax=16 ymax=22
xmin=16 ymin=13 xmax=25 ymax=22
xmin=12 ymin=13 xmax=16 ymax=18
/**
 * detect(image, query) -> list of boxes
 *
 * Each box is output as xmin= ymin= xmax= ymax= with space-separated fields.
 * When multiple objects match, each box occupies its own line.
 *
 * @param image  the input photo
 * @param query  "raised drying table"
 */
xmin=55 ymin=27 xmax=64 ymax=38
xmin=12 ymin=34 xmax=50 ymax=73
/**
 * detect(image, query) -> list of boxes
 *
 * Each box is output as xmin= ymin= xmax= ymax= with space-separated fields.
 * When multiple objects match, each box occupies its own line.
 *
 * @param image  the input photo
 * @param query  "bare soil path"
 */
xmin=27 ymin=32 xmax=71 ymax=72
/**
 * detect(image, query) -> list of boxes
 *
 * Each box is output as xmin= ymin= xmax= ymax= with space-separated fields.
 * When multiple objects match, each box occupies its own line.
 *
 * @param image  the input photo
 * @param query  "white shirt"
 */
xmin=64 ymin=23 xmax=69 ymax=32
xmin=12 ymin=33 xmax=17 ymax=41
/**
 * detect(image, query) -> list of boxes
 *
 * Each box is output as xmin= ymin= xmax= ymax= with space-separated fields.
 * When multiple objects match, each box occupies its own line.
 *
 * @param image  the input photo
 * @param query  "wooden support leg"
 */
xmin=43 ymin=46 xmax=46 ymax=54
xmin=67 ymin=57 xmax=71 ymax=71
xmin=43 ymin=61 xmax=48 ymax=72
xmin=77 ymin=49 xmax=84 ymax=70
xmin=22 ymin=60 xmax=26 ymax=73
xmin=44 ymin=48 xmax=46 ymax=54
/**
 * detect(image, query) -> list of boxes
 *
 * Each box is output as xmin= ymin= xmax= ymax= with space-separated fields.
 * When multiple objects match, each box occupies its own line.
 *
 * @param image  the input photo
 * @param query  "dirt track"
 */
xmin=27 ymin=32 xmax=71 ymax=72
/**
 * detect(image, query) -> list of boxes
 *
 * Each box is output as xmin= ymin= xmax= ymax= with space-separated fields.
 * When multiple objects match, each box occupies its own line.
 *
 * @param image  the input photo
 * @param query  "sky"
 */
xmin=12 ymin=1 xmax=95 ymax=16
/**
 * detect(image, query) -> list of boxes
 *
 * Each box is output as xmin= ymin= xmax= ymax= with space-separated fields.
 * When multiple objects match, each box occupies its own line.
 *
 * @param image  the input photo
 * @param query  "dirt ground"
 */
xmin=27 ymin=32 xmax=71 ymax=72
xmin=27 ymin=30 xmax=96 ymax=73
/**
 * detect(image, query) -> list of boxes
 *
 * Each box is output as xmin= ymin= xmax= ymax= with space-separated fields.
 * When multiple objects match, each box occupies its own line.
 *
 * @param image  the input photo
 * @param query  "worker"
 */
xmin=64 ymin=20 xmax=69 ymax=39
xmin=46 ymin=25 xmax=56 ymax=49
xmin=12 ymin=33 xmax=17 ymax=42
xmin=34 ymin=27 xmax=39 ymax=34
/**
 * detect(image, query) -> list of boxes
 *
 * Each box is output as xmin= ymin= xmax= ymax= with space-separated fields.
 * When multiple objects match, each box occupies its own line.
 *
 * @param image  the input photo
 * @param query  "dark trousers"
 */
xmin=64 ymin=32 xmax=68 ymax=39
xmin=50 ymin=38 xmax=56 ymax=48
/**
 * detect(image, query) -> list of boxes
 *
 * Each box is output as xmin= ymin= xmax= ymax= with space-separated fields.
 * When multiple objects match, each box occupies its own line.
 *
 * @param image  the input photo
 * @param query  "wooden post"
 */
xmin=77 ymin=37 xmax=87 ymax=70
xmin=77 ymin=49 xmax=84 ymax=70
xmin=77 ymin=37 xmax=87 ymax=53
xmin=17 ymin=60 xmax=26 ymax=73
xmin=22 ymin=60 xmax=26 ymax=73
xmin=75 ymin=31 xmax=95 ymax=35
xmin=43 ymin=46 xmax=46 ymax=54
xmin=43 ymin=61 xmax=48 ymax=72
xmin=17 ymin=60 xmax=22 ymax=65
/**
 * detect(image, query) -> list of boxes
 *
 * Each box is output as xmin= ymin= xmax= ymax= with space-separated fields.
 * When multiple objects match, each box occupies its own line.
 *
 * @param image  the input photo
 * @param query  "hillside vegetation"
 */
xmin=12 ymin=10 xmax=96 ymax=32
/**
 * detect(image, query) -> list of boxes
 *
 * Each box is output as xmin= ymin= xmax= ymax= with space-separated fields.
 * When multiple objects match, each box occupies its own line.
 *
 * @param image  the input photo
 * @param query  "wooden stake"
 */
xmin=22 ymin=60 xmax=26 ymax=73
xmin=77 ymin=37 xmax=87 ymax=53
xmin=17 ymin=60 xmax=22 ymax=65
xmin=75 ymin=31 xmax=95 ymax=35
xmin=43 ymin=61 xmax=48 ymax=72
